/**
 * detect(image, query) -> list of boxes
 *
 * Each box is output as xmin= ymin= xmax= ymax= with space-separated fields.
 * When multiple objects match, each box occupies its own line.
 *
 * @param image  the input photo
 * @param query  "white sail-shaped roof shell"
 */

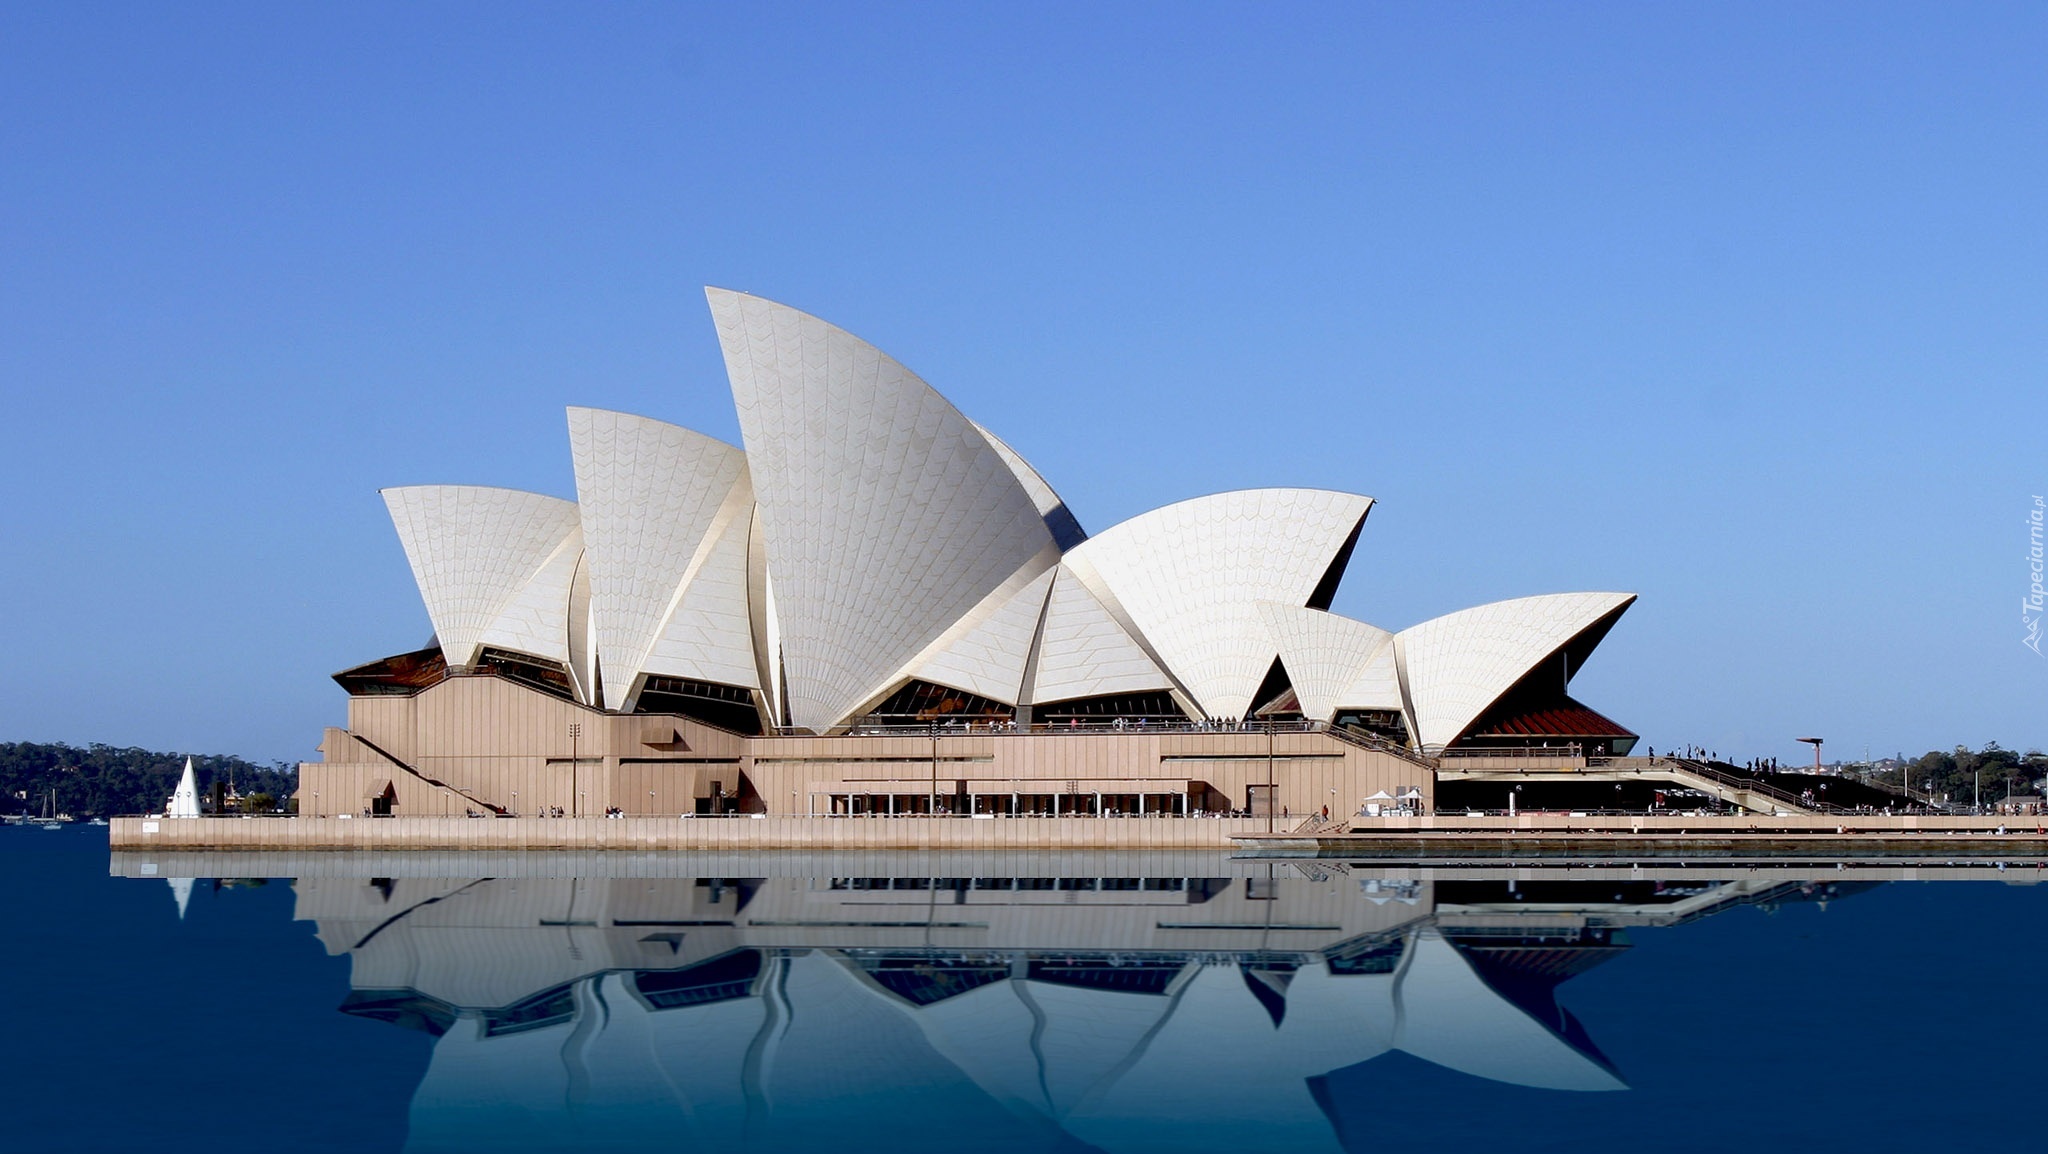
xmin=1029 ymin=565 xmax=1177 ymax=704
xmin=568 ymin=408 xmax=756 ymax=709
xmin=382 ymin=485 xmax=584 ymax=670
xmin=709 ymin=288 xmax=1057 ymax=732
xmin=1257 ymin=604 xmax=1401 ymax=721
xmin=367 ymin=290 xmax=1644 ymax=743
xmin=1395 ymin=591 xmax=1636 ymax=753
xmin=1062 ymin=489 xmax=1373 ymax=720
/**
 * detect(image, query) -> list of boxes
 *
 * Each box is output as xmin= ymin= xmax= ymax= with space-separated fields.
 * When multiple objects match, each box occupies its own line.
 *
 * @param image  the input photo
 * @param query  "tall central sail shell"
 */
xmin=707 ymin=289 xmax=1056 ymax=732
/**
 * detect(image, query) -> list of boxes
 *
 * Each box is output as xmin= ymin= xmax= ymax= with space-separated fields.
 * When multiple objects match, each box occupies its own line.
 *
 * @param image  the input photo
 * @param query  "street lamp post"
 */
xmin=569 ymin=722 xmax=582 ymax=817
xmin=1266 ymin=721 xmax=1276 ymax=834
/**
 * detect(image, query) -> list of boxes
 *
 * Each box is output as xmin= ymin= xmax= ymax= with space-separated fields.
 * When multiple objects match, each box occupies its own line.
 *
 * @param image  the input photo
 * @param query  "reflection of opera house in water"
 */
xmin=293 ymin=861 xmax=1855 ymax=1152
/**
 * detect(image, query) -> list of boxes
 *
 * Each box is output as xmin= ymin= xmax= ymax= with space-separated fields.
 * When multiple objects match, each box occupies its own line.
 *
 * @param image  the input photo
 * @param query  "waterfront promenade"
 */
xmin=109 ymin=810 xmax=2048 ymax=857
xmin=110 ymin=814 xmax=1274 ymax=851
xmin=1237 ymin=812 xmax=2048 ymax=858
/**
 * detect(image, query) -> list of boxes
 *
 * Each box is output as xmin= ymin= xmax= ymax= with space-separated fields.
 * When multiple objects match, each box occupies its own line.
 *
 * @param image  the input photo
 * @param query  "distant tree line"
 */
xmin=1890 ymin=743 xmax=2047 ymax=806
xmin=0 ymin=742 xmax=297 ymax=818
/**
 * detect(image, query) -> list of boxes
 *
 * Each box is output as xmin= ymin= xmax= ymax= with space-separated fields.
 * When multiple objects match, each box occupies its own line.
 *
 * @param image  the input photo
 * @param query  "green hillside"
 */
xmin=1 ymin=742 xmax=296 ymax=818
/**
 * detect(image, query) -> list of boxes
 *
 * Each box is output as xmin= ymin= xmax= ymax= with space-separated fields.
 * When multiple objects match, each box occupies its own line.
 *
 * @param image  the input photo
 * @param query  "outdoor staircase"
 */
xmin=1290 ymin=813 xmax=1344 ymax=835
xmin=350 ymin=732 xmax=509 ymax=816
xmin=1643 ymin=758 xmax=1830 ymax=815
xmin=1314 ymin=722 xmax=1438 ymax=770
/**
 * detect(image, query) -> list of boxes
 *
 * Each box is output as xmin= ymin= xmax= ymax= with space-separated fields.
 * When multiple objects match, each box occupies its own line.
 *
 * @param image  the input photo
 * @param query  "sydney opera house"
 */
xmin=298 ymin=289 xmax=1638 ymax=822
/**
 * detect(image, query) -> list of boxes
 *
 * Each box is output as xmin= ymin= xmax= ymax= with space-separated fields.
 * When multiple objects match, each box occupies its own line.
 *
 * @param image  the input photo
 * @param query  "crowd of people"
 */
xmin=848 ymin=715 xmax=1323 ymax=736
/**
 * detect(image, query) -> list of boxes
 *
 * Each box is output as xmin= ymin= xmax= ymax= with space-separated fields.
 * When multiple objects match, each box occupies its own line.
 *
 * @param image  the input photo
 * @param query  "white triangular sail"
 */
xmin=709 ymin=288 xmax=1057 ymax=731
xmin=1395 ymin=591 xmax=1636 ymax=753
xmin=568 ymin=407 xmax=756 ymax=708
xmin=1258 ymin=603 xmax=1400 ymax=722
xmin=1062 ymin=489 xmax=1373 ymax=719
xmin=168 ymin=757 xmax=201 ymax=818
xmin=381 ymin=486 xmax=583 ymax=670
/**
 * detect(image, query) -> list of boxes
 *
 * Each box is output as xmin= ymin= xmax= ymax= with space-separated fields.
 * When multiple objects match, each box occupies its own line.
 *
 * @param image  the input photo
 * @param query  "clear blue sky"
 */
xmin=2 ymin=4 xmax=2041 ymax=765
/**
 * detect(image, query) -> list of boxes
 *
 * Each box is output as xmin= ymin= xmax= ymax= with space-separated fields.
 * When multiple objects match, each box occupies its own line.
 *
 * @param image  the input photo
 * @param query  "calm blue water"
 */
xmin=5 ymin=825 xmax=2046 ymax=1154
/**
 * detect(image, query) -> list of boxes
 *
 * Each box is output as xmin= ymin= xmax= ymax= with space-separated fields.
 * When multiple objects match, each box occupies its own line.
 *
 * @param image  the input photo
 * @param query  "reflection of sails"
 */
xmin=166 ymin=876 xmax=193 ymax=919
xmin=1392 ymin=931 xmax=1620 ymax=1092
xmin=285 ymin=867 xmax=1734 ymax=1153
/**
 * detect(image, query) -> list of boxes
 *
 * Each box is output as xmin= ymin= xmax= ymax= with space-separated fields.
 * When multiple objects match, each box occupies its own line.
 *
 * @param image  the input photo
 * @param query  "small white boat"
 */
xmin=33 ymin=788 xmax=71 ymax=828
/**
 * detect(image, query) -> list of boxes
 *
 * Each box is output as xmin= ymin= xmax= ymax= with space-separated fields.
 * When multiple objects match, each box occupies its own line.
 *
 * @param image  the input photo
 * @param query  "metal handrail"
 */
xmin=1309 ymin=721 xmax=1439 ymax=768
xmin=1664 ymin=758 xmax=1844 ymax=814
xmin=821 ymin=719 xmax=1327 ymax=737
xmin=1441 ymin=744 xmax=1585 ymax=759
xmin=811 ymin=716 xmax=1442 ymax=770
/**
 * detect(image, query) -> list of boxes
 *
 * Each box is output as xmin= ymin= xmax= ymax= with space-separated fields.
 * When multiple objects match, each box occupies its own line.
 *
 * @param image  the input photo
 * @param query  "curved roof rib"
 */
xmin=970 ymin=420 xmax=1087 ymax=551
xmin=381 ymin=486 xmax=583 ymax=670
xmin=568 ymin=408 xmax=755 ymax=710
xmin=707 ymin=288 xmax=1058 ymax=732
xmin=1256 ymin=604 xmax=1399 ymax=722
xmin=1395 ymin=591 xmax=1636 ymax=753
xmin=1062 ymin=489 xmax=1374 ymax=719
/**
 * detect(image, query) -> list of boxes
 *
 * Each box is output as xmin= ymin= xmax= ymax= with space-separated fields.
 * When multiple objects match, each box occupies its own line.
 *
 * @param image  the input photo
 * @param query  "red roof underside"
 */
xmin=1473 ymin=702 xmax=1635 ymax=739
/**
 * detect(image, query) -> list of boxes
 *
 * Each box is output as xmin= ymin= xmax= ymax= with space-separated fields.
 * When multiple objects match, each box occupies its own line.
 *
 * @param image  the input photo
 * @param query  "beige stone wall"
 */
xmin=745 ymin=729 xmax=1428 ymax=818
xmin=294 ymin=758 xmax=470 ymax=818
xmin=301 ymin=674 xmax=748 ymax=816
xmin=296 ymin=672 xmax=1432 ymax=821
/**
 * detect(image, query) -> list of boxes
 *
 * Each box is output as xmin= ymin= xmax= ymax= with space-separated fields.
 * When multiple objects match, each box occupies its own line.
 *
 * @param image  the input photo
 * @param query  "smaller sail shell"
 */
xmin=1396 ymin=592 xmax=1636 ymax=753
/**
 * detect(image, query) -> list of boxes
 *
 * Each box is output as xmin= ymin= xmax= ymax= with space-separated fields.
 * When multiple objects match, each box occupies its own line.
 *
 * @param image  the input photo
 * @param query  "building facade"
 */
xmin=299 ymin=290 xmax=1636 ymax=820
